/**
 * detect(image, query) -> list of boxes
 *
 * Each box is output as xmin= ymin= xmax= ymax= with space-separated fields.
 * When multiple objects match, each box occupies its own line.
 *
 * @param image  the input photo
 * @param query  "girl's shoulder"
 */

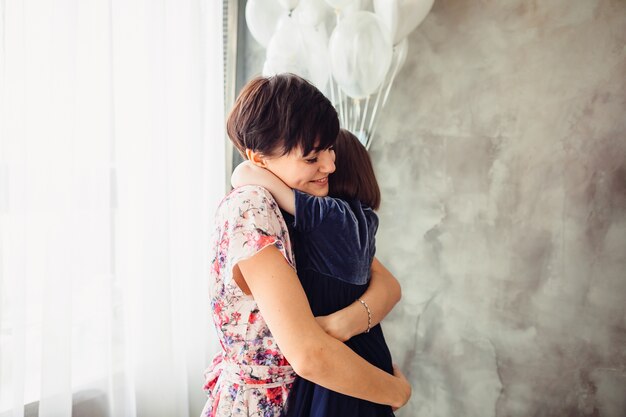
xmin=293 ymin=190 xmax=378 ymax=233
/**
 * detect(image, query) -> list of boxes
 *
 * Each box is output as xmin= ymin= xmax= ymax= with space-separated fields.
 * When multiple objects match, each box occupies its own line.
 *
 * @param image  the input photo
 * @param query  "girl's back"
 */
xmin=283 ymin=190 xmax=394 ymax=417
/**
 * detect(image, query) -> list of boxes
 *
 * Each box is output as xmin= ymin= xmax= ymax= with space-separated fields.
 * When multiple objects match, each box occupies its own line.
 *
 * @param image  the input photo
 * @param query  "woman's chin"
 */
xmin=305 ymin=185 xmax=329 ymax=197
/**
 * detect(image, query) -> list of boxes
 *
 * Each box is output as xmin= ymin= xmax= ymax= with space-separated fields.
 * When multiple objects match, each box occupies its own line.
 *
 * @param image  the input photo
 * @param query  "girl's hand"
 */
xmin=230 ymin=161 xmax=297 ymax=214
xmin=391 ymin=364 xmax=411 ymax=411
xmin=315 ymin=259 xmax=402 ymax=344
xmin=315 ymin=297 xmax=377 ymax=342
xmin=315 ymin=314 xmax=353 ymax=342
xmin=315 ymin=298 xmax=376 ymax=342
xmin=231 ymin=161 xmax=263 ymax=189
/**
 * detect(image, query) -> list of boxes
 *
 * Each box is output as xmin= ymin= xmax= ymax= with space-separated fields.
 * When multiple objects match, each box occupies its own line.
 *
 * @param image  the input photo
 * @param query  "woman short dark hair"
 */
xmin=226 ymin=73 xmax=339 ymax=157
xmin=329 ymin=129 xmax=381 ymax=210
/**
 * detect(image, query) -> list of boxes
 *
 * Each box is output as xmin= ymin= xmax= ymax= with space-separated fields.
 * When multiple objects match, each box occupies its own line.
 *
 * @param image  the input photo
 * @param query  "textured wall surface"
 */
xmin=240 ymin=1 xmax=626 ymax=416
xmin=371 ymin=1 xmax=626 ymax=416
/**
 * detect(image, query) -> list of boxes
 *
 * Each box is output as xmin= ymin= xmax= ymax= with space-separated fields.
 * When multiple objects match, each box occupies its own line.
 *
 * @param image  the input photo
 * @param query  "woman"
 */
xmin=201 ymin=74 xmax=410 ymax=417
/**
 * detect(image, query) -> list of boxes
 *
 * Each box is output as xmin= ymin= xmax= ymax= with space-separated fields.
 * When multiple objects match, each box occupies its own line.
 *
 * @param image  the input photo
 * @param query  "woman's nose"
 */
xmin=319 ymin=150 xmax=336 ymax=174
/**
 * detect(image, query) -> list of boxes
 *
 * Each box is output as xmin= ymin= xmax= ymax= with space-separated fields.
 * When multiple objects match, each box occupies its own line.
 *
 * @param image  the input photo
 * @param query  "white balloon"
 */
xmin=264 ymin=16 xmax=331 ymax=92
xmin=245 ymin=0 xmax=285 ymax=48
xmin=325 ymin=0 xmax=357 ymax=11
xmin=338 ymin=0 xmax=362 ymax=17
xmin=319 ymin=3 xmax=339 ymax=34
xmin=317 ymin=0 xmax=362 ymax=35
xmin=373 ymin=0 xmax=434 ymax=45
xmin=294 ymin=0 xmax=332 ymax=28
xmin=372 ymin=0 xmax=396 ymax=41
xmin=329 ymin=11 xmax=392 ymax=98
xmin=277 ymin=0 xmax=300 ymax=11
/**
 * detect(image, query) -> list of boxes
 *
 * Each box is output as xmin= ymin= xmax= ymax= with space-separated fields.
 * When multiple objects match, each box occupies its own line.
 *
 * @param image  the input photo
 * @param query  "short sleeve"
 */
xmin=218 ymin=186 xmax=294 ymax=282
xmin=290 ymin=190 xmax=379 ymax=285
xmin=293 ymin=190 xmax=348 ymax=232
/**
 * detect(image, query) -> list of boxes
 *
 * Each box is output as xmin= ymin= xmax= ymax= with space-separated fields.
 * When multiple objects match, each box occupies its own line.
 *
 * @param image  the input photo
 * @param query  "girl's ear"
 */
xmin=245 ymin=149 xmax=269 ymax=168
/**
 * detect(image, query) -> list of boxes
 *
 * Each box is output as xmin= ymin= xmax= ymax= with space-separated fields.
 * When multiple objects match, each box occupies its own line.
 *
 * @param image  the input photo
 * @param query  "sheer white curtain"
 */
xmin=0 ymin=1 xmax=225 ymax=416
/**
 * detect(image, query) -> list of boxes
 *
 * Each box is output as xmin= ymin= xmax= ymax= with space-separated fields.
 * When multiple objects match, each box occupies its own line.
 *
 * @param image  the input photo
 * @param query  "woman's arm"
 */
xmin=316 ymin=257 xmax=401 ymax=341
xmin=231 ymin=161 xmax=296 ymax=214
xmin=238 ymin=247 xmax=411 ymax=408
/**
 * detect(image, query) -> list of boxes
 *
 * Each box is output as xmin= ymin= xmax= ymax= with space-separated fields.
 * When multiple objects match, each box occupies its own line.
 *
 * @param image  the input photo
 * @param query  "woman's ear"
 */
xmin=245 ymin=149 xmax=268 ymax=168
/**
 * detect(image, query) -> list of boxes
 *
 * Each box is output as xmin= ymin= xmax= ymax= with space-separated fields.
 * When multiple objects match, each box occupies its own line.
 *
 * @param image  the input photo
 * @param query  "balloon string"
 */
xmin=382 ymin=49 xmax=403 ymax=107
xmin=344 ymin=92 xmax=349 ymax=128
xmin=332 ymin=6 xmax=342 ymax=125
xmin=354 ymin=100 xmax=363 ymax=131
xmin=350 ymin=99 xmax=354 ymax=132
xmin=367 ymin=78 xmax=386 ymax=146
xmin=368 ymin=47 xmax=405 ymax=148
xmin=329 ymin=75 xmax=336 ymax=106
xmin=335 ymin=82 xmax=341 ymax=126
xmin=338 ymin=87 xmax=346 ymax=128
xmin=344 ymin=93 xmax=349 ymax=128
xmin=339 ymin=87 xmax=347 ymax=127
xmin=352 ymin=98 xmax=361 ymax=134
xmin=359 ymin=94 xmax=370 ymax=140
xmin=350 ymin=98 xmax=357 ymax=132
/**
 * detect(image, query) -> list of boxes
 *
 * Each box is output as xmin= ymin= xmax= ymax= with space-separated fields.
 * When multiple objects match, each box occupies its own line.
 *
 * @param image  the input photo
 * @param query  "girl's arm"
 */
xmin=238 ymin=247 xmax=411 ymax=409
xmin=316 ymin=257 xmax=401 ymax=341
xmin=231 ymin=161 xmax=296 ymax=214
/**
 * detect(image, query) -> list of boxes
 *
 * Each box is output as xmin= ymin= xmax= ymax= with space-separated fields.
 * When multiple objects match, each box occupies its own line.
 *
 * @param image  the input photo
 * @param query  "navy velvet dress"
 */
xmin=283 ymin=190 xmax=395 ymax=417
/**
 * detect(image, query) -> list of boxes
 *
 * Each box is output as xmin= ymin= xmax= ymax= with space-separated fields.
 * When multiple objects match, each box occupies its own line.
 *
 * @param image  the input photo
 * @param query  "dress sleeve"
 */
xmin=291 ymin=190 xmax=379 ymax=285
xmin=221 ymin=186 xmax=294 ymax=281
xmin=293 ymin=190 xmax=348 ymax=232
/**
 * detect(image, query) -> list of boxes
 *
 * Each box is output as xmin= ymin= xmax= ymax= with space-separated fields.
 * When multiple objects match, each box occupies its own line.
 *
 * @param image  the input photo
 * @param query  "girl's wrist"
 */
xmin=326 ymin=300 xmax=372 ymax=341
xmin=357 ymin=298 xmax=372 ymax=333
xmin=344 ymin=301 xmax=367 ymax=339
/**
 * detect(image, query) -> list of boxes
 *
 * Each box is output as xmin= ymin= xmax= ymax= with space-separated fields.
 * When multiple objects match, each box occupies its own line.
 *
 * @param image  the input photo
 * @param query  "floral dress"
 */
xmin=201 ymin=185 xmax=297 ymax=417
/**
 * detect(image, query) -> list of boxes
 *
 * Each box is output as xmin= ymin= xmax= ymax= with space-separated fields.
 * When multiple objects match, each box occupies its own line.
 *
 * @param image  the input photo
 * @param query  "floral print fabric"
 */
xmin=201 ymin=185 xmax=296 ymax=417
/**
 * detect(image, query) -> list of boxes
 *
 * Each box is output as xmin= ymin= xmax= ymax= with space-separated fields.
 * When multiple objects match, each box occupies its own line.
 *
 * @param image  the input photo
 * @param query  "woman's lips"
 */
xmin=311 ymin=176 xmax=328 ymax=185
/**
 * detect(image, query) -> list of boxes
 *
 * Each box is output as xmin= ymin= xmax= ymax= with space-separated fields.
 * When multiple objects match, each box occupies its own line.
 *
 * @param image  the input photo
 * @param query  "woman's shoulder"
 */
xmin=226 ymin=184 xmax=275 ymax=200
xmin=215 ymin=185 xmax=287 ymax=233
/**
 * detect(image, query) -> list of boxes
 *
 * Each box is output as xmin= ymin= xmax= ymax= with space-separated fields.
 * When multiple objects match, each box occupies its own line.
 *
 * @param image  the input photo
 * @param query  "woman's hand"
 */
xmin=316 ymin=312 xmax=412 ymax=409
xmin=391 ymin=364 xmax=412 ymax=411
xmin=315 ymin=316 xmax=412 ymax=409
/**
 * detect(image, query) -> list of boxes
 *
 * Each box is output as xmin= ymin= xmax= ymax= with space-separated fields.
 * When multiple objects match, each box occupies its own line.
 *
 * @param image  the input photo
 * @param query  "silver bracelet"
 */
xmin=358 ymin=298 xmax=372 ymax=333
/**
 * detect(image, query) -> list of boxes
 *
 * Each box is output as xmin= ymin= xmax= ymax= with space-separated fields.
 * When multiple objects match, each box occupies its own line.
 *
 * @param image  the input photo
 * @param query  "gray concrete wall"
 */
xmin=240 ymin=1 xmax=626 ymax=415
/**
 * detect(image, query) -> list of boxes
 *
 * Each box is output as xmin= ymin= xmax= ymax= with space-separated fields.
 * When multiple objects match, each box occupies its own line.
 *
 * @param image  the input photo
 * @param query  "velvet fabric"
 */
xmin=283 ymin=190 xmax=394 ymax=417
